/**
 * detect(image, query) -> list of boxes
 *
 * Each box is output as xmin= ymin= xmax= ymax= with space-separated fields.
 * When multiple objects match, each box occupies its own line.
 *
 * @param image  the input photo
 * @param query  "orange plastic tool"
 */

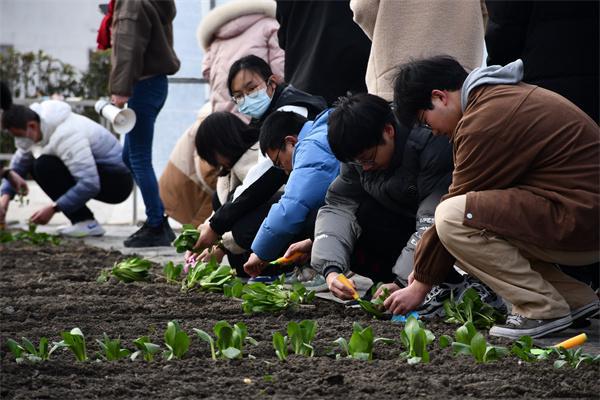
xmin=269 ymin=252 xmax=303 ymax=265
xmin=336 ymin=274 xmax=359 ymax=300
xmin=553 ymin=333 xmax=587 ymax=350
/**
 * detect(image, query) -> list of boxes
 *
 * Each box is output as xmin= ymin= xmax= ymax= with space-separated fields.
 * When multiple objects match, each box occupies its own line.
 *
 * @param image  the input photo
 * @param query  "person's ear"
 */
xmin=383 ymin=123 xmax=395 ymax=141
xmin=431 ymin=89 xmax=448 ymax=105
xmin=284 ymin=135 xmax=298 ymax=147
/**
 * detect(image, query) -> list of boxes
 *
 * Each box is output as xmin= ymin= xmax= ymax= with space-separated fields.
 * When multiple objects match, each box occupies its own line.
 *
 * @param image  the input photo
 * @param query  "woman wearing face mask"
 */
xmin=189 ymin=112 xmax=285 ymax=275
xmin=190 ymin=55 xmax=326 ymax=283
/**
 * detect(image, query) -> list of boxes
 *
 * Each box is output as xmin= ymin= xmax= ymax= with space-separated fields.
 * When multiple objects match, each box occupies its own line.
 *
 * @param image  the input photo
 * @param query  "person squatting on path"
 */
xmin=0 ymin=101 xmax=133 ymax=236
xmin=388 ymin=56 xmax=599 ymax=339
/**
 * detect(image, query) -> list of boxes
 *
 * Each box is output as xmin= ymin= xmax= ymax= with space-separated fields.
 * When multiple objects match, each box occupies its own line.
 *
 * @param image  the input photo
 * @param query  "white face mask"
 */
xmin=14 ymin=136 xmax=34 ymax=151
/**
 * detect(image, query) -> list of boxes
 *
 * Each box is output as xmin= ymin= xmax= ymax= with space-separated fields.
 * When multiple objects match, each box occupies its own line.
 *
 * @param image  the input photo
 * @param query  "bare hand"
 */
xmin=194 ymin=223 xmax=219 ymax=251
xmin=111 ymin=94 xmax=129 ymax=108
xmin=6 ymin=171 xmax=28 ymax=196
xmin=383 ymin=279 xmax=432 ymax=315
xmin=30 ymin=204 xmax=56 ymax=225
xmin=325 ymin=272 xmax=357 ymax=300
xmin=243 ymin=253 xmax=267 ymax=277
xmin=283 ymin=238 xmax=312 ymax=265
xmin=373 ymin=282 xmax=401 ymax=300
xmin=199 ymin=246 xmax=225 ymax=263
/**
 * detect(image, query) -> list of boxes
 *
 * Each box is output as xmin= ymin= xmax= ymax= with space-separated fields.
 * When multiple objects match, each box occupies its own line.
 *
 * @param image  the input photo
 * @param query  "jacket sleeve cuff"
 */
xmin=323 ymin=265 xmax=343 ymax=278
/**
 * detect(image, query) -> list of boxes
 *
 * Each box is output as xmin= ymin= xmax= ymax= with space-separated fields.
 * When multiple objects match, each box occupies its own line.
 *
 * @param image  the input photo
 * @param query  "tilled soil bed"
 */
xmin=1 ymin=241 xmax=598 ymax=399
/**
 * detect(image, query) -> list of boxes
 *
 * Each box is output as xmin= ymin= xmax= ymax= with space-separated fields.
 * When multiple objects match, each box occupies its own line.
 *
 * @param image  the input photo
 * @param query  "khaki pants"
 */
xmin=435 ymin=195 xmax=599 ymax=319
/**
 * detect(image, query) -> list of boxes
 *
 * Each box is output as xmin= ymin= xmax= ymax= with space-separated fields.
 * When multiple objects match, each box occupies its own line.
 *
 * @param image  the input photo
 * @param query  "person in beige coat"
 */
xmin=350 ymin=0 xmax=486 ymax=101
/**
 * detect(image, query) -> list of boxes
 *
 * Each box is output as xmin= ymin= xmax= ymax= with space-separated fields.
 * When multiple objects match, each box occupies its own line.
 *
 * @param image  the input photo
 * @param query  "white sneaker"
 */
xmin=58 ymin=220 xmax=106 ymax=237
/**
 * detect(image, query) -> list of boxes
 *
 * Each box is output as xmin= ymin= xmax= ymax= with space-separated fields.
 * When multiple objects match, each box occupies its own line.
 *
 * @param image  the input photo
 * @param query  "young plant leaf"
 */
xmin=131 ymin=336 xmax=160 ymax=362
xmin=272 ymin=331 xmax=288 ymax=361
xmin=163 ymin=321 xmax=190 ymax=360
xmin=163 ymin=261 xmax=183 ymax=283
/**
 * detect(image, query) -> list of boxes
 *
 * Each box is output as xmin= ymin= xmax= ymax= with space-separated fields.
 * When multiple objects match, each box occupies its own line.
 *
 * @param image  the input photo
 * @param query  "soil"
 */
xmin=1 ymin=241 xmax=598 ymax=400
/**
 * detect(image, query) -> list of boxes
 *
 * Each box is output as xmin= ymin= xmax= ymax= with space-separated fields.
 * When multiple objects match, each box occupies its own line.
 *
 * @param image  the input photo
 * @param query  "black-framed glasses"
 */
xmin=417 ymin=110 xmax=431 ymax=129
xmin=273 ymin=144 xmax=284 ymax=169
xmin=348 ymin=145 xmax=378 ymax=167
xmin=231 ymin=80 xmax=269 ymax=105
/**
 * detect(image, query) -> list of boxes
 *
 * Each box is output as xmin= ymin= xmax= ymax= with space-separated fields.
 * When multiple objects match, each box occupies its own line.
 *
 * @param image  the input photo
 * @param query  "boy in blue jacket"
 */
xmin=243 ymin=110 xmax=340 ymax=278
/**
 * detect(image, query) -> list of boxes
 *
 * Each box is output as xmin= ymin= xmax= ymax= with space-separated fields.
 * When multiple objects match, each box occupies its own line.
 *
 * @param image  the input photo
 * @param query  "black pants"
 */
xmin=32 ymin=155 xmax=133 ymax=223
xmin=350 ymin=196 xmax=462 ymax=285
xmin=212 ymin=191 xmax=316 ymax=277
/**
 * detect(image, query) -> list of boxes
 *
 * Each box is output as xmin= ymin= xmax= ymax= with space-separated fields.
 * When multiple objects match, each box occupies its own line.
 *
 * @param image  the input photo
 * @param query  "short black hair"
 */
xmin=393 ymin=55 xmax=468 ymax=128
xmin=227 ymin=55 xmax=273 ymax=96
xmin=259 ymin=111 xmax=307 ymax=154
xmin=328 ymin=93 xmax=393 ymax=162
xmin=195 ymin=111 xmax=259 ymax=168
xmin=1 ymin=104 xmax=40 ymax=130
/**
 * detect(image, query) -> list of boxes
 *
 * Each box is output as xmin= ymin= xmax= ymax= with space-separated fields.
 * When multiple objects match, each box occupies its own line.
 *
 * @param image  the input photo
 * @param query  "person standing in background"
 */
xmin=109 ymin=0 xmax=181 ymax=247
xmin=350 ymin=0 xmax=486 ymax=101
xmin=276 ymin=0 xmax=371 ymax=105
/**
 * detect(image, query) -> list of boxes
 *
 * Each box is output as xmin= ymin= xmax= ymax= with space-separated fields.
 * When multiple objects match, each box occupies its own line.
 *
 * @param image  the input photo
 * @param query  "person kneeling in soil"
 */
xmin=388 ymin=55 xmax=599 ymax=339
xmin=303 ymin=93 xmax=504 ymax=316
xmin=0 ymin=100 xmax=133 ymax=237
xmin=242 ymin=110 xmax=340 ymax=286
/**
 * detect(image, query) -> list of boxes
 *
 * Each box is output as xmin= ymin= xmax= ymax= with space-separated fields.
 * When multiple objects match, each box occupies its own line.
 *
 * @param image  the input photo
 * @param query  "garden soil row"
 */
xmin=1 ymin=241 xmax=598 ymax=399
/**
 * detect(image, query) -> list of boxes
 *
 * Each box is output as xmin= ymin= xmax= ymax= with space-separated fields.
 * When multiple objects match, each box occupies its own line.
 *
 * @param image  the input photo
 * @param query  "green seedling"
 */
xmin=6 ymin=337 xmax=53 ymax=363
xmin=509 ymin=335 xmax=548 ymax=362
xmin=333 ymin=322 xmax=394 ymax=361
xmin=12 ymin=223 xmax=60 ymax=245
xmin=181 ymin=258 xmax=237 ymax=292
xmin=111 ymin=257 xmax=152 ymax=283
xmin=241 ymin=275 xmax=316 ymax=314
xmin=130 ymin=336 xmax=161 ymax=362
xmin=0 ymin=230 xmax=14 ymax=243
xmin=440 ymin=321 xmax=507 ymax=363
xmin=399 ymin=316 xmax=435 ymax=364
xmin=194 ymin=321 xmax=258 ymax=360
xmin=163 ymin=321 xmax=190 ymax=360
xmin=172 ymin=224 xmax=200 ymax=253
xmin=96 ymin=333 xmax=130 ymax=361
xmin=357 ymin=286 xmax=390 ymax=319
xmin=223 ymin=278 xmax=244 ymax=298
xmin=52 ymin=328 xmax=88 ymax=362
xmin=163 ymin=261 xmax=183 ymax=283
xmin=552 ymin=347 xmax=600 ymax=369
xmin=272 ymin=320 xmax=318 ymax=361
xmin=443 ymin=288 xmax=505 ymax=329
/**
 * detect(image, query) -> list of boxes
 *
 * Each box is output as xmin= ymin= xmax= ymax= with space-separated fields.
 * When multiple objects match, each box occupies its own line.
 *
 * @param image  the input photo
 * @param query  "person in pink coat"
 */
xmin=197 ymin=0 xmax=285 ymax=121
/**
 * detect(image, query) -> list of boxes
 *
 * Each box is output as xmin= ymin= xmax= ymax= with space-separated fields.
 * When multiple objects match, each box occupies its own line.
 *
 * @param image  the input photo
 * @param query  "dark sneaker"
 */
xmin=489 ymin=313 xmax=573 ymax=339
xmin=417 ymin=281 xmax=466 ymax=319
xmin=124 ymin=217 xmax=174 ymax=248
xmin=462 ymin=275 xmax=507 ymax=314
xmin=571 ymin=300 xmax=600 ymax=321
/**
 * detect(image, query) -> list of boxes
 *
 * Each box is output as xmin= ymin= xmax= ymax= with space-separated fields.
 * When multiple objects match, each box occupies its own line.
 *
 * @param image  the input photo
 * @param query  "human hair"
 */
xmin=1 ymin=81 xmax=12 ymax=111
xmin=1 ymin=104 xmax=40 ymax=130
xmin=392 ymin=55 xmax=468 ymax=128
xmin=194 ymin=111 xmax=259 ymax=168
xmin=259 ymin=111 xmax=307 ymax=154
xmin=328 ymin=93 xmax=394 ymax=162
xmin=227 ymin=55 xmax=273 ymax=96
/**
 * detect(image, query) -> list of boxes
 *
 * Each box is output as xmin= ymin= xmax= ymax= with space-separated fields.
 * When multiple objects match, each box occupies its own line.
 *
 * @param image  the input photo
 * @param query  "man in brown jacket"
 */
xmin=388 ymin=56 xmax=599 ymax=339
xmin=109 ymin=0 xmax=181 ymax=247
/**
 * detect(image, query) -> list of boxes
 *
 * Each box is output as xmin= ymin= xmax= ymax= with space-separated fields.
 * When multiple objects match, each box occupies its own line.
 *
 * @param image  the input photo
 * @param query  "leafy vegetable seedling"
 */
xmin=272 ymin=320 xmax=318 ymax=361
xmin=399 ymin=316 xmax=435 ymax=364
xmin=443 ymin=288 xmax=505 ymax=330
xmin=130 ymin=336 xmax=161 ymax=362
xmin=111 ymin=257 xmax=152 ymax=283
xmin=357 ymin=286 xmax=390 ymax=319
xmin=172 ymin=224 xmax=200 ymax=253
xmin=10 ymin=223 xmax=60 ymax=245
xmin=96 ymin=333 xmax=130 ymax=361
xmin=241 ymin=275 xmax=316 ymax=314
xmin=440 ymin=321 xmax=507 ymax=363
xmin=181 ymin=258 xmax=237 ymax=293
xmin=52 ymin=328 xmax=88 ymax=362
xmin=333 ymin=322 xmax=394 ymax=361
xmin=552 ymin=347 xmax=600 ymax=369
xmin=163 ymin=321 xmax=190 ymax=360
xmin=194 ymin=321 xmax=258 ymax=360
xmin=163 ymin=261 xmax=183 ymax=283
xmin=6 ymin=337 xmax=53 ymax=363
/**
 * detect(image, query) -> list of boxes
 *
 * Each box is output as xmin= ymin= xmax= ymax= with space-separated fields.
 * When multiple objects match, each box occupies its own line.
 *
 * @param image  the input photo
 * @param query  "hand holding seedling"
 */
xmin=198 ymin=245 xmax=225 ymax=263
xmin=6 ymin=171 xmax=29 ymax=197
xmin=282 ymin=239 xmax=312 ymax=265
xmin=326 ymin=272 xmax=358 ymax=300
xmin=244 ymin=253 xmax=267 ymax=277
xmin=30 ymin=204 xmax=56 ymax=225
xmin=373 ymin=282 xmax=401 ymax=300
xmin=384 ymin=279 xmax=431 ymax=315
xmin=194 ymin=223 xmax=219 ymax=251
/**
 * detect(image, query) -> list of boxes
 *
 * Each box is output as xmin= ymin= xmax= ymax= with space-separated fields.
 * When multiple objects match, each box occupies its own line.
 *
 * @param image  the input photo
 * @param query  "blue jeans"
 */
xmin=122 ymin=75 xmax=168 ymax=227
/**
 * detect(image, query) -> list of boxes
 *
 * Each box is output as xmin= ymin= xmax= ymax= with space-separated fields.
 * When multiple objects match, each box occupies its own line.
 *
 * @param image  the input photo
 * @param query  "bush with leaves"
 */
xmin=194 ymin=321 xmax=258 ymax=360
xmin=439 ymin=321 xmax=507 ymax=363
xmin=399 ymin=316 xmax=435 ymax=364
xmin=273 ymin=320 xmax=318 ymax=361
xmin=333 ymin=322 xmax=394 ymax=361
xmin=6 ymin=337 xmax=53 ymax=363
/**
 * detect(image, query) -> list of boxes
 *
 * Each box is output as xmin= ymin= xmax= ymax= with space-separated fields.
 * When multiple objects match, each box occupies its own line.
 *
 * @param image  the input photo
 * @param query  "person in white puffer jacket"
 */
xmin=0 ymin=100 xmax=133 ymax=237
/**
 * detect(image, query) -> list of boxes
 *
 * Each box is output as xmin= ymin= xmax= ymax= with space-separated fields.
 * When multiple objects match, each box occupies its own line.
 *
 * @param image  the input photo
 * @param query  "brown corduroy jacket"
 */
xmin=110 ymin=0 xmax=180 ymax=96
xmin=414 ymin=83 xmax=600 ymax=285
